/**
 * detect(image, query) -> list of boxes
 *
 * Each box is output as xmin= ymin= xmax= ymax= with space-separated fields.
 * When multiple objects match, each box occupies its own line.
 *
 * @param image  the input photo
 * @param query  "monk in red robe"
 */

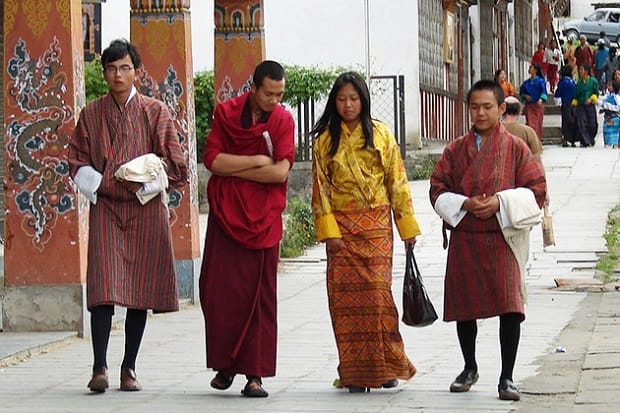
xmin=429 ymin=80 xmax=546 ymax=402
xmin=200 ymin=61 xmax=295 ymax=398
xmin=69 ymin=39 xmax=188 ymax=393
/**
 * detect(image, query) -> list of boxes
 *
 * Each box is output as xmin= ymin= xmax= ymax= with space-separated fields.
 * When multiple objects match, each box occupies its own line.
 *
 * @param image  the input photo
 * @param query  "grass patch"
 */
xmin=280 ymin=197 xmax=316 ymax=258
xmin=596 ymin=205 xmax=620 ymax=283
xmin=409 ymin=156 xmax=436 ymax=181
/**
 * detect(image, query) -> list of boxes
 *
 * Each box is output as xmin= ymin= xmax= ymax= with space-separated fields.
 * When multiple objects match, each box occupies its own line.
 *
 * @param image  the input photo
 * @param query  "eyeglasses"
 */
xmin=104 ymin=65 xmax=134 ymax=75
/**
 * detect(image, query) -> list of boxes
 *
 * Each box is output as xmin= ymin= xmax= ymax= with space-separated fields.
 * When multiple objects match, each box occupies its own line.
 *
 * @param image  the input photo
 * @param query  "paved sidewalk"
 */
xmin=1 ymin=137 xmax=620 ymax=412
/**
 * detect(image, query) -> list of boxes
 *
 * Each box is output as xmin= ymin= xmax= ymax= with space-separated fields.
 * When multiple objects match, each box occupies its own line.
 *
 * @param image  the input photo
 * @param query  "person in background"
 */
xmin=575 ymin=35 xmax=594 ymax=72
xmin=598 ymin=80 xmax=620 ymax=148
xmin=594 ymin=39 xmax=610 ymax=94
xmin=519 ymin=63 xmax=547 ymax=141
xmin=200 ymin=60 xmax=295 ymax=398
xmin=574 ymin=63 xmax=599 ymax=147
xmin=311 ymin=71 xmax=420 ymax=393
xmin=531 ymin=41 xmax=547 ymax=79
xmin=554 ymin=64 xmax=578 ymax=147
xmin=545 ymin=39 xmax=562 ymax=93
xmin=604 ymin=46 xmax=619 ymax=89
xmin=564 ymin=38 xmax=577 ymax=76
xmin=69 ymin=39 xmax=188 ymax=393
xmin=494 ymin=68 xmax=517 ymax=98
xmin=598 ymin=31 xmax=611 ymax=48
xmin=430 ymin=80 xmax=547 ymax=402
xmin=502 ymin=96 xmax=543 ymax=157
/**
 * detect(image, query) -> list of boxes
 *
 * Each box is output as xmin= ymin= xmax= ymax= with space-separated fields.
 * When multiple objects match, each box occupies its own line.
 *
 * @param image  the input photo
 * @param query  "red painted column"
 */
xmin=129 ymin=0 xmax=200 ymax=302
xmin=2 ymin=0 xmax=88 ymax=333
xmin=214 ymin=0 xmax=266 ymax=102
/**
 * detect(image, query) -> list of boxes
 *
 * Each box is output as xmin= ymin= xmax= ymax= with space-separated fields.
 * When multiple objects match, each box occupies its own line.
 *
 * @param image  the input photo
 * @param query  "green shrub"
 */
xmin=84 ymin=56 xmax=108 ymax=103
xmin=409 ymin=157 xmax=436 ymax=181
xmin=280 ymin=197 xmax=316 ymax=258
xmin=194 ymin=69 xmax=215 ymax=160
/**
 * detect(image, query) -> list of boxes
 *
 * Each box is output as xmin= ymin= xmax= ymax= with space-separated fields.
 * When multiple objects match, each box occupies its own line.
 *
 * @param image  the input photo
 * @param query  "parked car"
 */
xmin=562 ymin=8 xmax=620 ymax=44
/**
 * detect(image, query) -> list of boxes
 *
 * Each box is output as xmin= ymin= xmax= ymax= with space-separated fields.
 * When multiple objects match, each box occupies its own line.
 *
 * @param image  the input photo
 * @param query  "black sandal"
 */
xmin=241 ymin=377 xmax=269 ymax=398
xmin=210 ymin=371 xmax=235 ymax=390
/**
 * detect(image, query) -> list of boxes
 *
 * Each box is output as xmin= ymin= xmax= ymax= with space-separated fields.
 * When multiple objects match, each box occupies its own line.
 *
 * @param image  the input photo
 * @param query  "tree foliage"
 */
xmin=84 ymin=56 xmax=108 ymax=103
xmin=282 ymin=65 xmax=347 ymax=106
xmin=193 ymin=69 xmax=215 ymax=159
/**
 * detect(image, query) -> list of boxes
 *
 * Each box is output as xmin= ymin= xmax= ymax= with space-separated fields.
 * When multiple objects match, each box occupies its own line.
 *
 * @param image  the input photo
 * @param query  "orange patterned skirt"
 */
xmin=327 ymin=205 xmax=416 ymax=388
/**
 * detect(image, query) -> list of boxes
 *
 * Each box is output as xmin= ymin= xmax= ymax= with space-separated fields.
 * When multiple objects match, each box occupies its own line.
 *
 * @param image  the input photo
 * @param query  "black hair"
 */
xmin=531 ymin=63 xmax=544 ymax=78
xmin=493 ymin=69 xmax=505 ymax=83
xmin=579 ymin=63 xmax=591 ymax=73
xmin=101 ymin=38 xmax=141 ymax=69
xmin=559 ymin=65 xmax=573 ymax=78
xmin=612 ymin=80 xmax=620 ymax=94
xmin=252 ymin=60 xmax=285 ymax=88
xmin=466 ymin=79 xmax=505 ymax=105
xmin=309 ymin=71 xmax=374 ymax=157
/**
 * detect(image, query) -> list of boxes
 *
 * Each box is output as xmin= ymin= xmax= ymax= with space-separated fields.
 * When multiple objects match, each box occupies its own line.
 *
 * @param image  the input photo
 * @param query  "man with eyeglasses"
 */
xmin=68 ymin=39 xmax=188 ymax=393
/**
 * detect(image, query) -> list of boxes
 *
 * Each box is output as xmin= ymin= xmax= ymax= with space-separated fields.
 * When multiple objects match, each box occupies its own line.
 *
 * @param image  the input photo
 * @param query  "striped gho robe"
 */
xmin=429 ymin=124 xmax=546 ymax=322
xmin=69 ymin=92 xmax=188 ymax=312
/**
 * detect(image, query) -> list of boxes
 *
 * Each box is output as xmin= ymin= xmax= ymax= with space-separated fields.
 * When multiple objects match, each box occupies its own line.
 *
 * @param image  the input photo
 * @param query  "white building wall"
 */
xmin=100 ymin=0 xmax=423 ymax=145
xmin=469 ymin=6 xmax=481 ymax=83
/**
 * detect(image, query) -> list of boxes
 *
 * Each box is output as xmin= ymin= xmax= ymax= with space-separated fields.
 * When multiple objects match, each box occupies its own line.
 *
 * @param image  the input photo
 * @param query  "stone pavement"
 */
xmin=1 ymin=134 xmax=620 ymax=412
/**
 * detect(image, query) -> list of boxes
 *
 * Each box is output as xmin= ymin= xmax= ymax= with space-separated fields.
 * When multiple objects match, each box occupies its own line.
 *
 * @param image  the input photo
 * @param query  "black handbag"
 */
xmin=402 ymin=247 xmax=438 ymax=327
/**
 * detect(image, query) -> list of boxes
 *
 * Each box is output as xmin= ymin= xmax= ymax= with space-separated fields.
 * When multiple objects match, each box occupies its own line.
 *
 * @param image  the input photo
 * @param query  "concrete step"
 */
xmin=544 ymin=104 xmax=561 ymax=116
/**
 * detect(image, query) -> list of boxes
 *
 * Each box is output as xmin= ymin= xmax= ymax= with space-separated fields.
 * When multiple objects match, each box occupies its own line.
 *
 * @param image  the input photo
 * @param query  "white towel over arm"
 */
xmin=495 ymin=187 xmax=542 ymax=304
xmin=114 ymin=153 xmax=169 ymax=205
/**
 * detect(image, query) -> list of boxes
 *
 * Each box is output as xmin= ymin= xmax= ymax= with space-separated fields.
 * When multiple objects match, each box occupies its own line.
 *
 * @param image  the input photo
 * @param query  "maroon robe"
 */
xmin=429 ymin=124 xmax=546 ymax=322
xmin=69 ymin=93 xmax=187 ymax=312
xmin=200 ymin=92 xmax=295 ymax=377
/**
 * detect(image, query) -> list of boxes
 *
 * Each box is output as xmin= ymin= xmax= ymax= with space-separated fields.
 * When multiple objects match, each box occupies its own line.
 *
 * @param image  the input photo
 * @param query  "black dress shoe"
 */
xmin=449 ymin=369 xmax=479 ymax=392
xmin=382 ymin=379 xmax=398 ymax=388
xmin=348 ymin=385 xmax=369 ymax=393
xmin=498 ymin=378 xmax=520 ymax=401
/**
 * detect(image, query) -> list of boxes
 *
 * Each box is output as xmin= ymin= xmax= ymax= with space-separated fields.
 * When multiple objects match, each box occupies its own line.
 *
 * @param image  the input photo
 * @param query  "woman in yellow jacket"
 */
xmin=311 ymin=72 xmax=421 ymax=393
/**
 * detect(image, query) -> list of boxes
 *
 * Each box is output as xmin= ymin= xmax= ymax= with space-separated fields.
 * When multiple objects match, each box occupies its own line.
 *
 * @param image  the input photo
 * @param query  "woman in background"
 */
xmin=555 ymin=65 xmax=577 ymax=147
xmin=494 ymin=69 xmax=517 ymax=98
xmin=520 ymin=63 xmax=548 ymax=141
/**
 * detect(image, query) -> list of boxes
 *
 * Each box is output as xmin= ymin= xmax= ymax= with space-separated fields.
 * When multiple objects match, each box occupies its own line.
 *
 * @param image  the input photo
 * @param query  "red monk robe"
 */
xmin=429 ymin=124 xmax=546 ymax=322
xmin=200 ymin=91 xmax=295 ymax=377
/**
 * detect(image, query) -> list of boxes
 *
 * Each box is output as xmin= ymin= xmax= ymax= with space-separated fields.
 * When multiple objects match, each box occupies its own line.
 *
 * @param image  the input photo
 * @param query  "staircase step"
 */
xmin=544 ymin=105 xmax=561 ymax=116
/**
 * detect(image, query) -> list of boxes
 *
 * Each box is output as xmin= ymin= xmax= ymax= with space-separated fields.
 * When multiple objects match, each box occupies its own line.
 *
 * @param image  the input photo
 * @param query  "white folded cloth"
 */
xmin=74 ymin=165 xmax=103 ymax=204
xmin=434 ymin=192 xmax=468 ymax=227
xmin=115 ymin=153 xmax=168 ymax=205
xmin=495 ymin=187 xmax=542 ymax=304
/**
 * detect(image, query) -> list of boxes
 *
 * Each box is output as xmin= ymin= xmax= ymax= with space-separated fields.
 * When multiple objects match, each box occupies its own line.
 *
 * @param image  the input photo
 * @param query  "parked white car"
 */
xmin=562 ymin=8 xmax=620 ymax=44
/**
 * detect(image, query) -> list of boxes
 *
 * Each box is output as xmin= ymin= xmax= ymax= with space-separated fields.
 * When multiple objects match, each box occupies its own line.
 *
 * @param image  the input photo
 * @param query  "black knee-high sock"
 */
xmin=456 ymin=320 xmax=478 ymax=371
xmin=121 ymin=309 xmax=147 ymax=371
xmin=90 ymin=305 xmax=114 ymax=372
xmin=499 ymin=313 xmax=521 ymax=381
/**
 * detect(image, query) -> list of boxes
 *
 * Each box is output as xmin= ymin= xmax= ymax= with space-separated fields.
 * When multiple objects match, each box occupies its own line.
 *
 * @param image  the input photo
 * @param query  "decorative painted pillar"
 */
xmin=2 ymin=0 xmax=89 ymax=334
xmin=129 ymin=0 xmax=200 ymax=302
xmin=214 ymin=0 xmax=265 ymax=102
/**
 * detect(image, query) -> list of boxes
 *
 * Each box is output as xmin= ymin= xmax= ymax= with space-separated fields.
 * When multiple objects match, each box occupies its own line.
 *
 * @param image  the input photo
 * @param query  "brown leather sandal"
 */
xmin=241 ymin=377 xmax=268 ymax=397
xmin=210 ymin=371 xmax=235 ymax=390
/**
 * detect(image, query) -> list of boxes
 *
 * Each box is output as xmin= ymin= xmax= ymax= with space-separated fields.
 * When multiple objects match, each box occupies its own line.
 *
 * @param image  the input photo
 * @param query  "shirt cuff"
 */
xmin=314 ymin=214 xmax=342 ymax=242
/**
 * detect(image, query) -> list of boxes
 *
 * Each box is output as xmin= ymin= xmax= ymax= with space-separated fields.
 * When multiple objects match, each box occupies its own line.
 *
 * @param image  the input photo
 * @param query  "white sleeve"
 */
xmin=434 ymin=192 xmax=468 ymax=227
xmin=74 ymin=165 xmax=103 ymax=205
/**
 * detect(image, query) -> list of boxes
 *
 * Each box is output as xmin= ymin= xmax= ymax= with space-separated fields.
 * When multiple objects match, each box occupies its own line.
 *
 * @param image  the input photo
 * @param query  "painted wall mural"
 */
xmin=214 ymin=0 xmax=265 ymax=103
xmin=5 ymin=37 xmax=75 ymax=251
xmin=136 ymin=65 xmax=187 ymax=226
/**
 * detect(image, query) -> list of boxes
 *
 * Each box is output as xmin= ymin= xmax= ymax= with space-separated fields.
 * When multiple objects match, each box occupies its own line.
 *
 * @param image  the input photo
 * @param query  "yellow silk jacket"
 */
xmin=312 ymin=120 xmax=421 ymax=242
